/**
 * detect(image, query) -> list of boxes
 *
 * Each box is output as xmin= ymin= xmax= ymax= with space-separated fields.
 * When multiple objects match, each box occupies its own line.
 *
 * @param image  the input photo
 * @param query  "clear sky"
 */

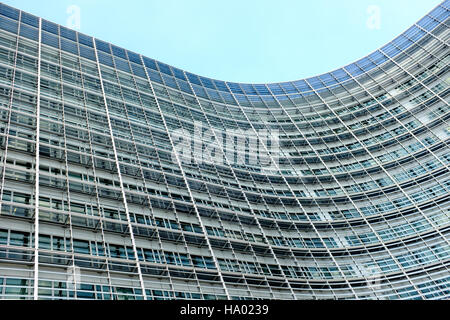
xmin=1 ymin=0 xmax=443 ymax=83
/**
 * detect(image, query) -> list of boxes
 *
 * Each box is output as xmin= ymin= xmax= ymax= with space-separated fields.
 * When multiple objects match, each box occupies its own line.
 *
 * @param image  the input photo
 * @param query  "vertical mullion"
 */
xmin=342 ymin=53 xmax=450 ymax=243
xmin=105 ymin=59 xmax=178 ymax=297
xmin=186 ymin=79 xmax=297 ymax=299
xmin=227 ymin=84 xmax=357 ymax=299
xmin=305 ymin=79 xmax=428 ymax=299
xmin=76 ymin=70 xmax=115 ymax=298
xmin=33 ymin=17 xmax=42 ymax=301
xmin=56 ymin=25 xmax=79 ymax=299
xmin=92 ymin=41 xmax=147 ymax=300
xmin=71 ymin=35 xmax=115 ymax=298
xmin=262 ymin=87 xmax=364 ymax=299
xmin=0 ymin=13 xmax=21 ymax=224
xmin=140 ymin=56 xmax=231 ymax=299
xmin=169 ymin=102 xmax=255 ymax=298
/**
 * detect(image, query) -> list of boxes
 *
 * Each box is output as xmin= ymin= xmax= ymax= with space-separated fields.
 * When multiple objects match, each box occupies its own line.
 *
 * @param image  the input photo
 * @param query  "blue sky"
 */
xmin=2 ymin=0 xmax=443 ymax=83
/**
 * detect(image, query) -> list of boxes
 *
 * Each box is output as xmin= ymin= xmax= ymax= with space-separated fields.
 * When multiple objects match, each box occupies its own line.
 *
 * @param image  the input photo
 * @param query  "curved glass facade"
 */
xmin=0 ymin=1 xmax=449 ymax=300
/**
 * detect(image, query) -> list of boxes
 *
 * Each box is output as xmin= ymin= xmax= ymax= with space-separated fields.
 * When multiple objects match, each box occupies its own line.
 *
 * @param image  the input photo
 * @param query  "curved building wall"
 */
xmin=0 ymin=1 xmax=448 ymax=300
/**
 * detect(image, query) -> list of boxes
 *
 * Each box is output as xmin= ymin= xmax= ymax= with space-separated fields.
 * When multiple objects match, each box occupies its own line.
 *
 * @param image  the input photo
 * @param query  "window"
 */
xmin=9 ymin=231 xmax=30 ymax=247
xmin=0 ymin=230 xmax=7 ymax=245
xmin=73 ymin=240 xmax=90 ymax=254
